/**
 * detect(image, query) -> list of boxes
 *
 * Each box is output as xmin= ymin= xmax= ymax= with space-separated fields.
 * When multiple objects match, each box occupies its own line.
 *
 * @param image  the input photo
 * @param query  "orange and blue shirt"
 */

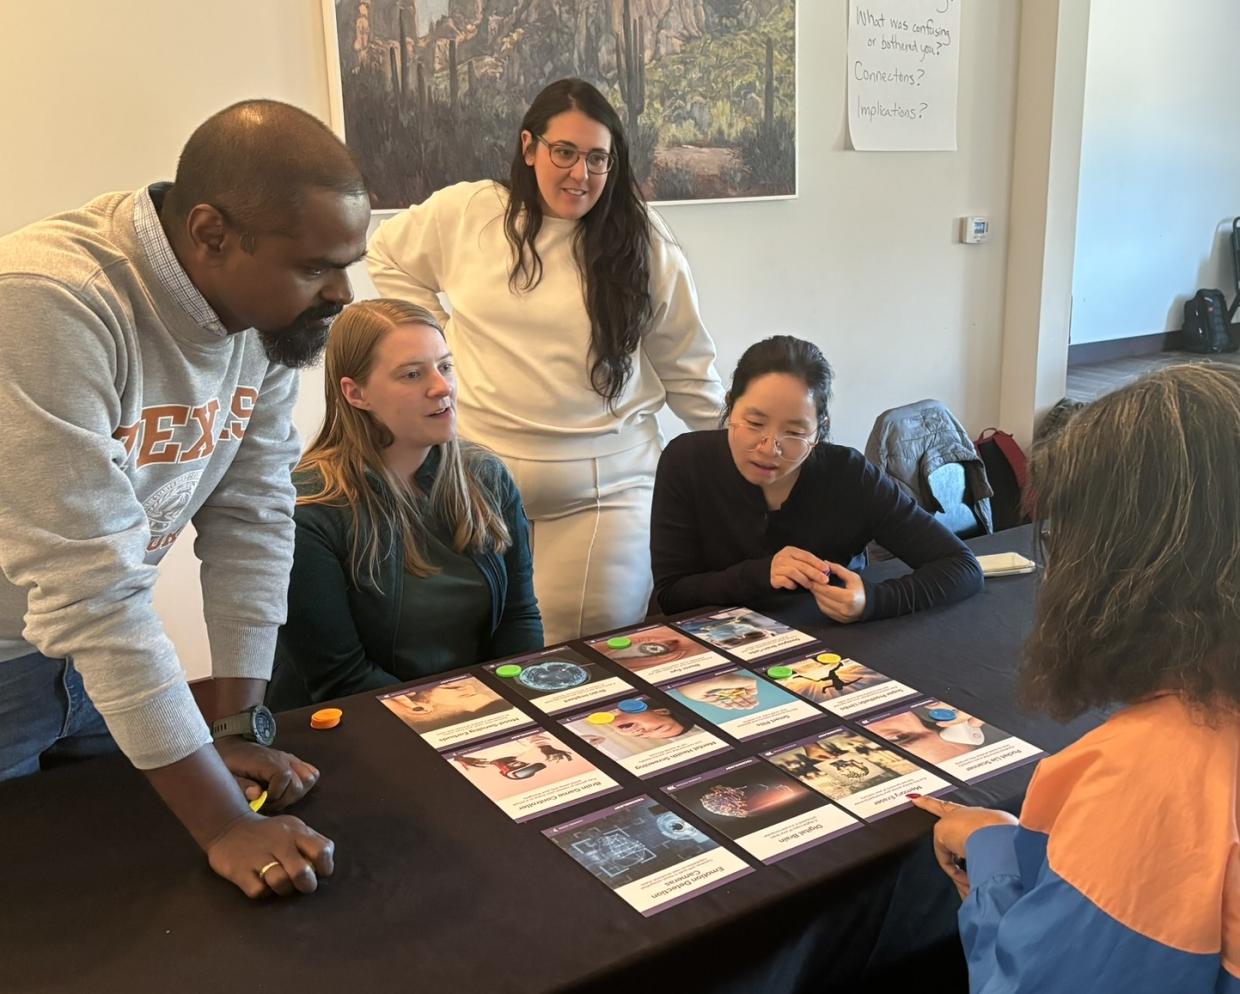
xmin=961 ymin=694 xmax=1239 ymax=992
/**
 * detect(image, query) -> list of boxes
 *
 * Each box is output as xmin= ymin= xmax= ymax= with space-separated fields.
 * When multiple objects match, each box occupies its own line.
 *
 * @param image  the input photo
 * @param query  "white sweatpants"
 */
xmin=500 ymin=435 xmax=661 ymax=644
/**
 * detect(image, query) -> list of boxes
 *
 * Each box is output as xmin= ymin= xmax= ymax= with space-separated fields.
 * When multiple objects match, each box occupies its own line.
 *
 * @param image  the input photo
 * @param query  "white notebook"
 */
xmin=976 ymin=552 xmax=1037 ymax=576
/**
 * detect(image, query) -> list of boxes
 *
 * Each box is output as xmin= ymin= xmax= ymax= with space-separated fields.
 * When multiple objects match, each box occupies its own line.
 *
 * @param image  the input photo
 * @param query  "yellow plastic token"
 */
xmin=816 ymin=653 xmax=842 ymax=665
xmin=249 ymin=790 xmax=268 ymax=813
xmin=310 ymin=707 xmax=343 ymax=730
xmin=585 ymin=711 xmax=615 ymax=725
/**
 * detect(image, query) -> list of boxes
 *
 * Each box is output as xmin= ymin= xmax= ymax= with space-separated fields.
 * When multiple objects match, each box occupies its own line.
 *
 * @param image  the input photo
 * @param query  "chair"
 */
xmin=864 ymin=399 xmax=993 ymax=545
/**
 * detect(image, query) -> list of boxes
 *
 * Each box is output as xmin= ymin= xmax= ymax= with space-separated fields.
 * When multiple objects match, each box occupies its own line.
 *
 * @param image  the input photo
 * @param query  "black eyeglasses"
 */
xmin=534 ymin=135 xmax=616 ymax=174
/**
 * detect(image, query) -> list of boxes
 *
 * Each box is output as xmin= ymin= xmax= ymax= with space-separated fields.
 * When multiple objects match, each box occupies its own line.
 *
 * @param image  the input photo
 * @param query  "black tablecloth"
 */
xmin=0 ymin=528 xmax=1099 ymax=994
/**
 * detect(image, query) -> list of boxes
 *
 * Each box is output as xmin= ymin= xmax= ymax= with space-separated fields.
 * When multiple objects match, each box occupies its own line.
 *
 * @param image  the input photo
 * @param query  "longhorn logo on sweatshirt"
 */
xmin=142 ymin=470 xmax=204 ymax=552
xmin=113 ymin=386 xmax=258 ymax=469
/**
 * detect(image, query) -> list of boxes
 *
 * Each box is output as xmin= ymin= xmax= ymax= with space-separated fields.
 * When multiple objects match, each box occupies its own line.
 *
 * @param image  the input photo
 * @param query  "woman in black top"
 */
xmin=650 ymin=336 xmax=983 ymax=622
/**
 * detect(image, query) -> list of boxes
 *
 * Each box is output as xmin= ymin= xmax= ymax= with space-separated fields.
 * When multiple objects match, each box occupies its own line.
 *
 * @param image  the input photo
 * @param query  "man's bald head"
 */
xmin=164 ymin=99 xmax=367 ymax=248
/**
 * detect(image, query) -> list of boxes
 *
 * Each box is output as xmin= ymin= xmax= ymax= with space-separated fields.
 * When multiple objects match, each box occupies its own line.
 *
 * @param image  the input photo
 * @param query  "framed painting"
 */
xmin=321 ymin=0 xmax=796 ymax=209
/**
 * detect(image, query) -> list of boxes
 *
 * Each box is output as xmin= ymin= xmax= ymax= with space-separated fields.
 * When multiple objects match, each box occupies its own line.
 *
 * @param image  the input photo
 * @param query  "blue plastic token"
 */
xmin=606 ymin=636 xmax=632 ymax=649
xmin=928 ymin=707 xmax=957 ymax=721
xmin=618 ymin=698 xmax=648 ymax=713
xmin=495 ymin=664 xmax=523 ymax=678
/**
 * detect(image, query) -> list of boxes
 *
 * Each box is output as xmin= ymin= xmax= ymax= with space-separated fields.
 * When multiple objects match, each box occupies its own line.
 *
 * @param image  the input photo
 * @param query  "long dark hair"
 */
xmin=502 ymin=78 xmax=652 ymax=408
xmin=721 ymin=336 xmax=834 ymax=440
xmin=1022 ymin=364 xmax=1240 ymax=719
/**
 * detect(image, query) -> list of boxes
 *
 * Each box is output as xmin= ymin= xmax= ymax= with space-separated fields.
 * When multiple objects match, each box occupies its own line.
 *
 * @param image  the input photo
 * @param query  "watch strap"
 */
xmin=211 ymin=712 xmax=252 ymax=740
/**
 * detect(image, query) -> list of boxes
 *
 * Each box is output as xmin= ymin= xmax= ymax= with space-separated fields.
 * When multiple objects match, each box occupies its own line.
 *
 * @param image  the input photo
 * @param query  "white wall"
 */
xmin=1 ymin=1 xmax=1021 ymax=680
xmin=1072 ymin=0 xmax=1240 ymax=344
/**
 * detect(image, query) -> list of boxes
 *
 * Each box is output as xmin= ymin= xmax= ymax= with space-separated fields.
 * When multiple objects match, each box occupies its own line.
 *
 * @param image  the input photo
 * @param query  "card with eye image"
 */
xmin=673 ymin=607 xmax=816 ymax=662
xmin=662 ymin=665 xmax=822 ymax=740
xmin=763 ymin=727 xmax=953 ymax=821
xmin=559 ymin=695 xmax=730 ymax=779
xmin=377 ymin=674 xmax=534 ymax=751
xmin=859 ymin=698 xmax=1044 ymax=784
xmin=759 ymin=651 xmax=919 ymax=718
xmin=544 ymin=795 xmax=752 ymax=916
xmin=585 ymin=623 xmax=732 ymax=685
xmin=484 ymin=646 xmax=634 ymax=715
xmin=663 ymin=757 xmax=861 ymax=864
xmin=443 ymin=728 xmax=621 ymax=822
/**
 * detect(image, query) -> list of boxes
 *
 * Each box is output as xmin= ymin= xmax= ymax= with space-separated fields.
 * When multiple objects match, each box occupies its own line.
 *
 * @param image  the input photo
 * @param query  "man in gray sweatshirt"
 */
xmin=0 ymin=100 xmax=370 ymax=899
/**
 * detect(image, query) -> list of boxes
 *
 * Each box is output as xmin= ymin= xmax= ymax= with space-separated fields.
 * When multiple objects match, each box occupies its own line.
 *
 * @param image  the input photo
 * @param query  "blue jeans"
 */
xmin=0 ymin=651 xmax=118 ymax=781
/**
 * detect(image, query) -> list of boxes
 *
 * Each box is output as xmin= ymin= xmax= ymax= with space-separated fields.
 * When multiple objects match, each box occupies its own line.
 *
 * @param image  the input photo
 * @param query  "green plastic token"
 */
xmin=768 ymin=665 xmax=794 ymax=679
xmin=586 ymin=711 xmax=615 ymax=725
xmin=495 ymin=664 xmax=523 ymax=678
xmin=815 ymin=653 xmax=842 ymax=665
xmin=606 ymin=636 xmax=632 ymax=649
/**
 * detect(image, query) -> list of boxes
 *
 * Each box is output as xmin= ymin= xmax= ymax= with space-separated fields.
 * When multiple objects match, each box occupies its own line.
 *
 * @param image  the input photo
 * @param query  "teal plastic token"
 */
xmin=617 ymin=699 xmax=648 ymax=713
xmin=768 ymin=665 xmax=794 ymax=679
xmin=928 ymin=707 xmax=957 ymax=721
xmin=495 ymin=664 xmax=523 ymax=678
xmin=606 ymin=636 xmax=632 ymax=649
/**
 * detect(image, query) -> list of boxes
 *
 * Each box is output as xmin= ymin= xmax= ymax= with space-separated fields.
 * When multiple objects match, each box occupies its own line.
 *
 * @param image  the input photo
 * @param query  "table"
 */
xmin=0 ymin=528 xmax=1100 ymax=994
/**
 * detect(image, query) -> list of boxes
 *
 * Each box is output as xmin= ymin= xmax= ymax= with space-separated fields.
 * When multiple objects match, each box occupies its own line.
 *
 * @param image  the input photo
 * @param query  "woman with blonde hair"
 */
xmin=913 ymin=364 xmax=1240 ymax=992
xmin=267 ymin=300 xmax=542 ymax=709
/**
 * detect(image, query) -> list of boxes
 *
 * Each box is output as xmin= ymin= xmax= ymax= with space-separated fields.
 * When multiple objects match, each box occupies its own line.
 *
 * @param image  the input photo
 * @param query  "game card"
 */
xmin=764 ymin=728 xmax=952 ymax=821
xmin=674 ymin=608 xmax=815 ymax=661
xmin=585 ymin=623 xmax=731 ymax=684
xmin=860 ymin=699 xmax=1044 ymax=783
xmin=378 ymin=674 xmax=533 ymax=751
xmin=664 ymin=758 xmax=861 ymax=864
xmin=559 ymin=695 xmax=730 ymax=778
xmin=761 ymin=652 xmax=919 ymax=718
xmin=544 ymin=795 xmax=752 ymax=916
xmin=662 ymin=665 xmax=822 ymax=740
xmin=484 ymin=646 xmax=633 ymax=715
xmin=443 ymin=729 xmax=620 ymax=822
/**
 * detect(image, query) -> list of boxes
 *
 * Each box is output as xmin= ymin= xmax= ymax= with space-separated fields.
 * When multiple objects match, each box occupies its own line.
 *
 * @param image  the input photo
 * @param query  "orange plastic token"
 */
xmin=310 ymin=707 xmax=343 ymax=729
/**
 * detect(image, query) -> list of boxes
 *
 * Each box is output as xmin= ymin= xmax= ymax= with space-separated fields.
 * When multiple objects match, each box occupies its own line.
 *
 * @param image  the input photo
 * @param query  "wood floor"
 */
xmin=1066 ymin=349 xmax=1240 ymax=402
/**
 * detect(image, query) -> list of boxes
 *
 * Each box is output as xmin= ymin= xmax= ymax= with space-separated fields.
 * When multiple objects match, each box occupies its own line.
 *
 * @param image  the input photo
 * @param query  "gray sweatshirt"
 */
xmin=0 ymin=190 xmax=300 ymax=769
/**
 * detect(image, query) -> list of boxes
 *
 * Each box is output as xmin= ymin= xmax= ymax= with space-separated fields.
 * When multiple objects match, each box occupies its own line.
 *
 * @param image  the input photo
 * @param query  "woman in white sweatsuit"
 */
xmin=367 ymin=78 xmax=723 ymax=643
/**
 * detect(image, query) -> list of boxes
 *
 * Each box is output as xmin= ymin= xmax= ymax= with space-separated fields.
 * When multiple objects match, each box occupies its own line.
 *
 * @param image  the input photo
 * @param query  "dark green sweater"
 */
xmin=267 ymin=447 xmax=543 ymax=710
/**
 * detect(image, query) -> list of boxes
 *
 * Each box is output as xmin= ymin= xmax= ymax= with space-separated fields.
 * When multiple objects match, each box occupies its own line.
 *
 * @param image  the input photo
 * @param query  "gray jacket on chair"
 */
xmin=864 ymin=399 xmax=994 ymax=537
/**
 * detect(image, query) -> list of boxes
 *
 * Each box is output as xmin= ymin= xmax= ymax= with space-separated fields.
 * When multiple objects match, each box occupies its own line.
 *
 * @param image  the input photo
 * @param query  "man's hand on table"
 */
xmin=206 ymin=810 xmax=336 ymax=898
xmin=214 ymin=736 xmax=320 ymax=810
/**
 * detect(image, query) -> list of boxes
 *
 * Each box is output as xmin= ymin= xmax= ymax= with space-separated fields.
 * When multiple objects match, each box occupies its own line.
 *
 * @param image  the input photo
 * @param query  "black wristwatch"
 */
xmin=211 ymin=704 xmax=277 ymax=747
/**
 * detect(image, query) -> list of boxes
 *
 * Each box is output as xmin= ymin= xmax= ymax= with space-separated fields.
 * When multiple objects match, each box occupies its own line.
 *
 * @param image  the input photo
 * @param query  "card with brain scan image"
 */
xmin=585 ymin=623 xmax=731 ymax=684
xmin=544 ymin=795 xmax=752 ymax=915
xmin=663 ymin=757 xmax=861 ymax=864
xmin=484 ymin=646 xmax=634 ymax=715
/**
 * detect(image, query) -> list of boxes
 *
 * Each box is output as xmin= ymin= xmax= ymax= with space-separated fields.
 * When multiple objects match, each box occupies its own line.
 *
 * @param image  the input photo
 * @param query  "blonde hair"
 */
xmin=1023 ymin=363 xmax=1240 ymax=717
xmin=297 ymin=299 xmax=511 ymax=586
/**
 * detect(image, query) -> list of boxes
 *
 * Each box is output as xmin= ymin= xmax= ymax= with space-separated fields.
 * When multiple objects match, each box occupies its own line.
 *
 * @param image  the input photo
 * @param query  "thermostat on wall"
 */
xmin=960 ymin=216 xmax=990 ymax=244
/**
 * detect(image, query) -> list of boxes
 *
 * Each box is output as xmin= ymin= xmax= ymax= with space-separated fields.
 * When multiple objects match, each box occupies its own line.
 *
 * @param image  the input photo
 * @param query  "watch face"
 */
xmin=253 ymin=707 xmax=277 ymax=744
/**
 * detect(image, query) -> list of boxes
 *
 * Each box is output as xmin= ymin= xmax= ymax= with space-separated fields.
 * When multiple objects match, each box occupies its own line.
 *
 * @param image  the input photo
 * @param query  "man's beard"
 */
xmin=258 ymin=303 xmax=343 ymax=369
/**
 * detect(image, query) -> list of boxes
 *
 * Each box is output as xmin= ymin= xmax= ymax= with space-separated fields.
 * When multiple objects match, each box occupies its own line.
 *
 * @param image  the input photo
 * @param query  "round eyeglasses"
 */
xmin=727 ymin=421 xmax=817 ymax=460
xmin=535 ymin=135 xmax=616 ymax=174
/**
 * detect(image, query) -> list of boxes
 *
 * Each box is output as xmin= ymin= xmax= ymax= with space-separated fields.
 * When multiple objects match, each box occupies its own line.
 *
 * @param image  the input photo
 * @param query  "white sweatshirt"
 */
xmin=367 ymin=181 xmax=724 ymax=460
